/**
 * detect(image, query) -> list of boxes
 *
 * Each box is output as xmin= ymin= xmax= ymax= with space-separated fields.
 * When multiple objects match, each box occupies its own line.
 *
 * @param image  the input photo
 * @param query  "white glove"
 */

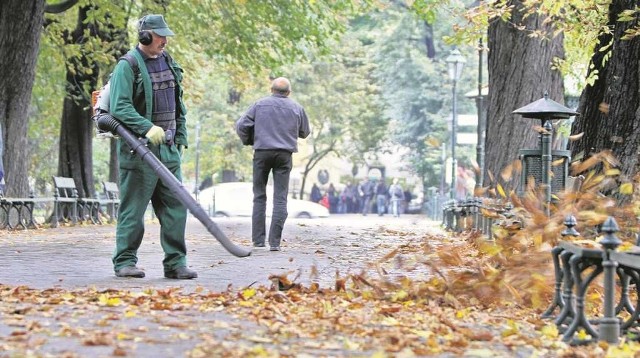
xmin=145 ymin=125 xmax=165 ymax=145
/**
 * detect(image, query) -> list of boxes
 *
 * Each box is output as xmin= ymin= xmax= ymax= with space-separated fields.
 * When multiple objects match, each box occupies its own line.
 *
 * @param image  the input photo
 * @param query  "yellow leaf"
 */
xmin=607 ymin=340 xmax=640 ymax=356
xmin=427 ymin=334 xmax=440 ymax=349
xmin=576 ymin=329 xmax=591 ymax=341
xmin=241 ymin=287 xmax=256 ymax=300
xmin=391 ymin=290 xmax=408 ymax=302
xmin=541 ymin=324 xmax=559 ymax=338
xmin=98 ymin=294 xmax=121 ymax=307
xmin=620 ymin=182 xmax=634 ymax=195
xmin=501 ymin=320 xmax=519 ymax=337
xmin=106 ymin=297 xmax=121 ymax=306
xmin=587 ymin=291 xmax=601 ymax=301
xmin=381 ymin=316 xmax=399 ymax=326
xmin=605 ymin=168 xmax=620 ymax=176
xmin=497 ymin=184 xmax=507 ymax=198
xmin=124 ymin=310 xmax=136 ymax=318
xmin=456 ymin=307 xmax=471 ymax=319
xmin=478 ymin=241 xmax=502 ymax=256
xmin=411 ymin=329 xmax=433 ymax=339
xmin=249 ymin=345 xmax=269 ymax=356
xmin=619 ymin=242 xmax=635 ymax=252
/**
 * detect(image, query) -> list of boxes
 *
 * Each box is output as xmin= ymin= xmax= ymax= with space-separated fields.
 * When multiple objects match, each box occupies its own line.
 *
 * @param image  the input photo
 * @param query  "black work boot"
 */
xmin=164 ymin=266 xmax=198 ymax=279
xmin=115 ymin=266 xmax=145 ymax=278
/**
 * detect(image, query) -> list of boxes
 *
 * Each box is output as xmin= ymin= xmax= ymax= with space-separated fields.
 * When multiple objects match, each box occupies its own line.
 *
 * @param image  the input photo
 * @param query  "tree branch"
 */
xmin=45 ymin=0 xmax=79 ymax=14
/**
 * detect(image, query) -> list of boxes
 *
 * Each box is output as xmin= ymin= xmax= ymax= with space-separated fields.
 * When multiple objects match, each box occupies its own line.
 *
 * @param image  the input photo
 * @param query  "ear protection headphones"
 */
xmin=138 ymin=16 xmax=152 ymax=45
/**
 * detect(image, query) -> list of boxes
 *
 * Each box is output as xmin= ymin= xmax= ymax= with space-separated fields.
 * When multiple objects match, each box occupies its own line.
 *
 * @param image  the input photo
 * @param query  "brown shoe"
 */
xmin=115 ymin=266 xmax=145 ymax=278
xmin=164 ymin=266 xmax=198 ymax=279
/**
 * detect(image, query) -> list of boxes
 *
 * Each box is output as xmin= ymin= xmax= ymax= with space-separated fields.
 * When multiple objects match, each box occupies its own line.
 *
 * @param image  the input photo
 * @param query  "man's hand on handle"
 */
xmin=145 ymin=125 xmax=165 ymax=145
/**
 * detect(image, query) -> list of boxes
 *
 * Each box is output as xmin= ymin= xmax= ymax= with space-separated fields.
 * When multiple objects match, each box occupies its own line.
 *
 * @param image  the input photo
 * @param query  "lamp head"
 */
xmin=446 ymin=49 xmax=466 ymax=81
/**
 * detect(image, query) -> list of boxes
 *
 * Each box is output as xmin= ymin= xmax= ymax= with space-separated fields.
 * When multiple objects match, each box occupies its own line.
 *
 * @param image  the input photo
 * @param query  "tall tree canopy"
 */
xmin=5 ymin=0 xmax=367 ymax=197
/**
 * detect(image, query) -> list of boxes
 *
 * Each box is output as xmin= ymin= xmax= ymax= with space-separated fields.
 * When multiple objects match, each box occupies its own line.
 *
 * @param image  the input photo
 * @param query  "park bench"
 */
xmin=0 ymin=189 xmax=51 ymax=230
xmin=0 ymin=177 xmax=117 ymax=230
xmin=542 ymin=216 xmax=640 ymax=344
xmin=51 ymin=176 xmax=102 ymax=226
xmin=101 ymin=181 xmax=120 ymax=223
xmin=443 ymin=174 xmax=585 ymax=239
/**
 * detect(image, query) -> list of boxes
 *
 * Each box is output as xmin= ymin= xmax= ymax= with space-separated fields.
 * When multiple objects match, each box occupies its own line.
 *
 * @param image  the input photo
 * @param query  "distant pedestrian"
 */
xmin=388 ymin=178 xmax=404 ymax=217
xmin=236 ymin=77 xmax=311 ymax=252
xmin=402 ymin=189 xmax=412 ymax=214
xmin=343 ymin=181 xmax=356 ymax=213
xmin=310 ymin=183 xmax=322 ymax=203
xmin=359 ymin=178 xmax=374 ymax=215
xmin=319 ymin=193 xmax=330 ymax=210
xmin=327 ymin=183 xmax=338 ymax=213
xmin=375 ymin=180 xmax=387 ymax=216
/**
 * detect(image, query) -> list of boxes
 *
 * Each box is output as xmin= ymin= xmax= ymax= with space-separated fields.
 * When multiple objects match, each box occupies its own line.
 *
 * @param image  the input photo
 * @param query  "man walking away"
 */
xmin=235 ymin=77 xmax=311 ymax=252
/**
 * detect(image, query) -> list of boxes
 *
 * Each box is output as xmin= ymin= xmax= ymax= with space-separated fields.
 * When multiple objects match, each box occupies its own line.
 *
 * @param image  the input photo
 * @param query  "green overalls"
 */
xmin=109 ymin=48 xmax=189 ymax=272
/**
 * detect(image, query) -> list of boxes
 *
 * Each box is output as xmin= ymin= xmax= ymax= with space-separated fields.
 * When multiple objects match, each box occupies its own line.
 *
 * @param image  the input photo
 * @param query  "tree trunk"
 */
xmin=109 ymin=140 xmax=119 ymax=183
xmin=299 ymin=146 xmax=334 ymax=201
xmin=422 ymin=21 xmax=436 ymax=59
xmin=106 ymin=28 xmax=130 ymax=184
xmin=571 ymin=0 xmax=640 ymax=179
xmin=58 ymin=6 xmax=100 ymax=198
xmin=484 ymin=0 xmax=564 ymax=189
xmin=0 ymin=0 xmax=45 ymax=196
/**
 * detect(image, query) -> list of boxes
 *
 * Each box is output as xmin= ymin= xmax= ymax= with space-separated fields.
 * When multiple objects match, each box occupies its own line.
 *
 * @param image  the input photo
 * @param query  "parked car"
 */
xmin=405 ymin=192 xmax=424 ymax=214
xmin=196 ymin=182 xmax=329 ymax=219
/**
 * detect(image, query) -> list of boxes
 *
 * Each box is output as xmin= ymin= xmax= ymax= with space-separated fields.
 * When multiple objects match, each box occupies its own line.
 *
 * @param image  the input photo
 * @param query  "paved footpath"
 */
xmin=0 ymin=214 xmax=449 ymax=358
xmin=0 ymin=214 xmax=441 ymax=293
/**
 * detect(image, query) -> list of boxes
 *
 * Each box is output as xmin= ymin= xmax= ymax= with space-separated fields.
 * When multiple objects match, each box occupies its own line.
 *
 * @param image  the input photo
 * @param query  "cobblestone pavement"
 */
xmin=0 ymin=214 xmax=440 ymax=292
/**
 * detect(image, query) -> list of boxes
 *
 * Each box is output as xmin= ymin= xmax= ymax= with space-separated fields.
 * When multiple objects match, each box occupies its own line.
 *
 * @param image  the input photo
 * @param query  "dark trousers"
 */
xmin=252 ymin=149 xmax=292 ymax=247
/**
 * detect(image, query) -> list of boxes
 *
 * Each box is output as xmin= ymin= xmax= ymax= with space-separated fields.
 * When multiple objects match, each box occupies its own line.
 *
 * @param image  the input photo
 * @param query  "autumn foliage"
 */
xmin=4 ymin=151 xmax=640 ymax=356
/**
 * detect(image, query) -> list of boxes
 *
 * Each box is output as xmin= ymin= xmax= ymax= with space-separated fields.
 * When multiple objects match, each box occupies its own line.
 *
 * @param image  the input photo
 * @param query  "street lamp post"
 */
xmin=446 ymin=49 xmax=466 ymax=199
xmin=194 ymin=116 xmax=202 ymax=202
xmin=475 ymin=39 xmax=486 ymax=190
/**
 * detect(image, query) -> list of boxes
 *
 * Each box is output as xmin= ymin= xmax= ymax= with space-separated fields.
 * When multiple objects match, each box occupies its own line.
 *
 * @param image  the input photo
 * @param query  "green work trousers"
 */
xmin=112 ymin=143 xmax=187 ymax=272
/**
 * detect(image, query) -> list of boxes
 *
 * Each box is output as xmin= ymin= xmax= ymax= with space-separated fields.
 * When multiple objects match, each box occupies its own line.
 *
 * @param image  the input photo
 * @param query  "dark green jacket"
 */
xmin=109 ymin=49 xmax=188 ymax=167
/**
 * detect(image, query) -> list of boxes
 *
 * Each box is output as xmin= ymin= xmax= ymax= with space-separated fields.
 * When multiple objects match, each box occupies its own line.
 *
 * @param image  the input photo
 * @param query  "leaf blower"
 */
xmin=96 ymin=114 xmax=251 ymax=258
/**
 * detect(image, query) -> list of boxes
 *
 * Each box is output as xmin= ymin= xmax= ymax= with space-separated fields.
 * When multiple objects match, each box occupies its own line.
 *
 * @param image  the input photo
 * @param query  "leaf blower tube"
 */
xmin=97 ymin=114 xmax=251 ymax=258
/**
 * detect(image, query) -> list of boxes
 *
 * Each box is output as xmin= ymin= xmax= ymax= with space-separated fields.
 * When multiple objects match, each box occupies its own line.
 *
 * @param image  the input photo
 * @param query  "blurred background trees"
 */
xmin=4 ymin=0 xmax=639 ymax=203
